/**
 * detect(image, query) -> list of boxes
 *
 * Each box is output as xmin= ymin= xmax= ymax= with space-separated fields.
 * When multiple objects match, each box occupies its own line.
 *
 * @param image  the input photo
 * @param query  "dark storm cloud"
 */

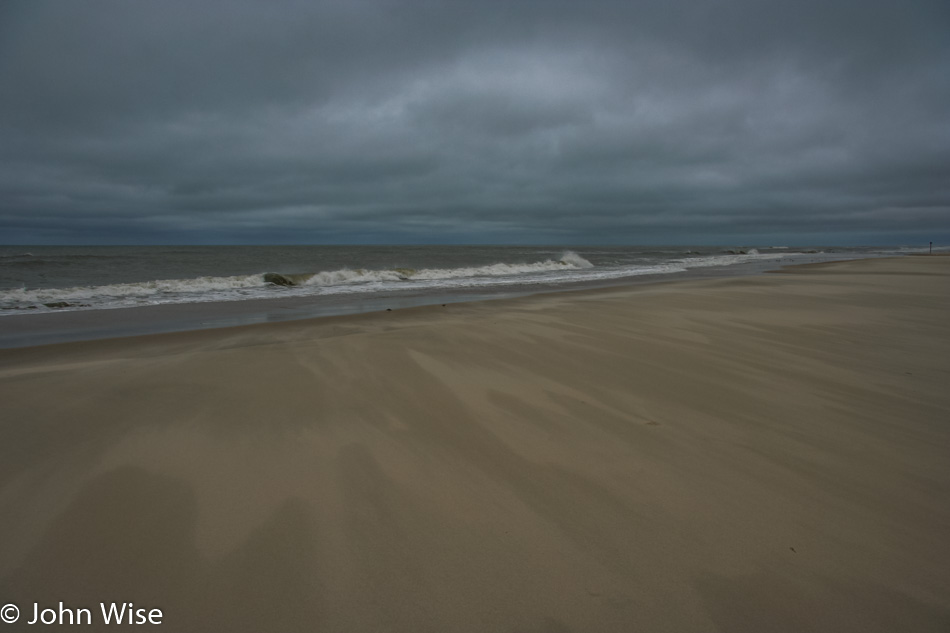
xmin=1 ymin=0 xmax=948 ymax=244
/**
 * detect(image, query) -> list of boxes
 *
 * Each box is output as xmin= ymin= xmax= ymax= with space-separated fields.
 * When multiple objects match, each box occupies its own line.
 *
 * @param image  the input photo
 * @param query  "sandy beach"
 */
xmin=1 ymin=255 xmax=948 ymax=632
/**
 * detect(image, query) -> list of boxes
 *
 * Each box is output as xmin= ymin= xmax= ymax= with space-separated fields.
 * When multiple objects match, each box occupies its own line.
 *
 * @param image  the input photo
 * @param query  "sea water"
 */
xmin=0 ymin=244 xmax=920 ymax=316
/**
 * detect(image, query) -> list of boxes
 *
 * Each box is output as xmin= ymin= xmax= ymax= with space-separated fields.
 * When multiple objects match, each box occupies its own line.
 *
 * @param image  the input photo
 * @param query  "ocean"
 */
xmin=0 ymin=244 xmax=928 ymax=346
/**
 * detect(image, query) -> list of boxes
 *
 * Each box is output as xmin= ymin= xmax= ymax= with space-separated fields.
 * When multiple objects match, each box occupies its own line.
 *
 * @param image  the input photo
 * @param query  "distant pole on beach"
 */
xmin=930 ymin=241 xmax=933 ymax=254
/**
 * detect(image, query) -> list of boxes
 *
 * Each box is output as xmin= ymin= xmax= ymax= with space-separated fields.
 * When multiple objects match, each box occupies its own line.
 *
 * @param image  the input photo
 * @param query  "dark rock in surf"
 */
xmin=43 ymin=301 xmax=74 ymax=308
xmin=264 ymin=273 xmax=296 ymax=287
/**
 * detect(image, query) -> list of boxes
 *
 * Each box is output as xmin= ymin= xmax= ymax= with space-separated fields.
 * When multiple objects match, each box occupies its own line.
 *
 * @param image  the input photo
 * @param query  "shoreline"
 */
xmin=1 ymin=255 xmax=949 ymax=631
xmin=0 ymin=252 xmax=874 ymax=349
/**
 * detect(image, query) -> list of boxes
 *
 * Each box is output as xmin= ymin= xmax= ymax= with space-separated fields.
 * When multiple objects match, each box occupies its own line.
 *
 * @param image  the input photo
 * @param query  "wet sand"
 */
xmin=1 ymin=256 xmax=948 ymax=632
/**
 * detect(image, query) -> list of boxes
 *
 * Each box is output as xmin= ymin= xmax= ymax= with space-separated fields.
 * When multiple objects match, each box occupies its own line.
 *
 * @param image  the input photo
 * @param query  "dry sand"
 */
xmin=1 ymin=256 xmax=949 ymax=632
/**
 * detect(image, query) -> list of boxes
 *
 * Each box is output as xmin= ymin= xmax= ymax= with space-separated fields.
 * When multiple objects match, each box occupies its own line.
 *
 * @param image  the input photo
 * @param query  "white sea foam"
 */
xmin=0 ymin=249 xmax=786 ymax=315
xmin=296 ymin=251 xmax=594 ymax=286
xmin=299 ymin=268 xmax=405 ymax=286
xmin=559 ymin=250 xmax=595 ymax=268
xmin=411 ymin=256 xmax=590 ymax=281
xmin=1 ymin=274 xmax=266 ymax=308
xmin=0 ymin=253 xmax=598 ymax=312
xmin=669 ymin=249 xmax=781 ymax=271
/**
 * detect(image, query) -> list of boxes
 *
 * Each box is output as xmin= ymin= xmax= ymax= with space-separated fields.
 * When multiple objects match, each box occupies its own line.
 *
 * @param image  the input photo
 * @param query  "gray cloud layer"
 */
xmin=2 ymin=0 xmax=948 ymax=244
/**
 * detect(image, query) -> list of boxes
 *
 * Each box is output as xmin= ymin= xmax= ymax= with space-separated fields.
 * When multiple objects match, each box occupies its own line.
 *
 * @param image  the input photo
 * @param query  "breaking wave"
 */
xmin=0 ymin=249 xmax=804 ymax=315
xmin=277 ymin=251 xmax=594 ymax=287
xmin=0 ymin=252 xmax=595 ymax=312
xmin=2 ymin=273 xmax=266 ymax=307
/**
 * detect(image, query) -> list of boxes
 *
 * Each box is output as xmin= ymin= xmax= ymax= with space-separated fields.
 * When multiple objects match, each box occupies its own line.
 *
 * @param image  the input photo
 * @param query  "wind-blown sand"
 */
xmin=1 ymin=256 xmax=948 ymax=632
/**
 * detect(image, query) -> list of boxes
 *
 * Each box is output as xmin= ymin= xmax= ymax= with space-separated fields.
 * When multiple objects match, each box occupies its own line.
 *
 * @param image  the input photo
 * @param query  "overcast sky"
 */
xmin=1 ymin=0 xmax=948 ymax=245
